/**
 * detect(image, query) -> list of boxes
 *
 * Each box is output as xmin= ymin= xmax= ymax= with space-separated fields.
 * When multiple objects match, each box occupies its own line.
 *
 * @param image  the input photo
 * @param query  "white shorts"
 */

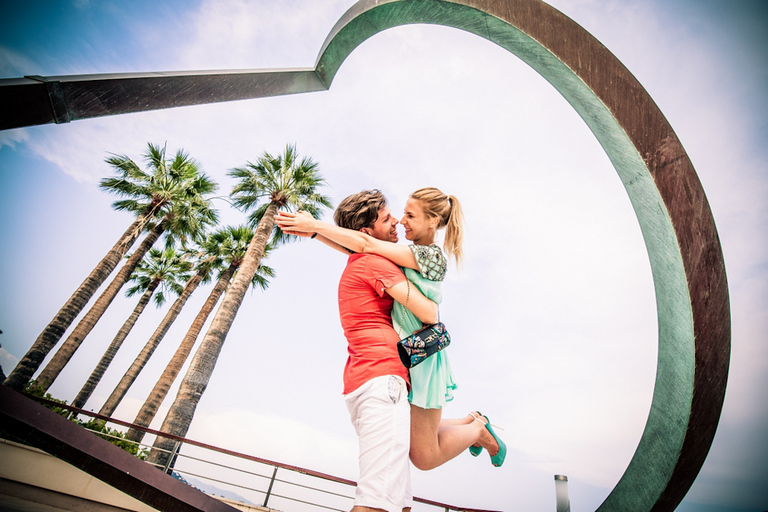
xmin=344 ymin=375 xmax=412 ymax=512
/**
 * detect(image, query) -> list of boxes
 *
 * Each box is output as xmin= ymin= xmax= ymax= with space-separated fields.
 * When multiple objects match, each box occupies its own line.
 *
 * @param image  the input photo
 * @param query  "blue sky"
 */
xmin=1 ymin=1 xmax=766 ymax=511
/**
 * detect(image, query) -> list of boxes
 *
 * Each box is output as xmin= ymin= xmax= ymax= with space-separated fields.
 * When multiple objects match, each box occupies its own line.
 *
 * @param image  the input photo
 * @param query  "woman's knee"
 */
xmin=409 ymin=449 xmax=437 ymax=471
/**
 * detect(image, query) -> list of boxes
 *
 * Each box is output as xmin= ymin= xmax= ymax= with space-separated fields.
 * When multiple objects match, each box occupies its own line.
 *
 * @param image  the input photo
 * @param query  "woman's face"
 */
xmin=401 ymin=197 xmax=437 ymax=243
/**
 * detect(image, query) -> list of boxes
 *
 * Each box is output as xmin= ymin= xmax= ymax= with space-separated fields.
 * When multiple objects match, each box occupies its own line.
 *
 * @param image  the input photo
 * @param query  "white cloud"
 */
xmin=0 ymin=45 xmax=41 ymax=77
xmin=169 ymin=0 xmax=350 ymax=70
xmin=0 ymin=128 xmax=30 ymax=150
xmin=0 ymin=346 xmax=19 ymax=375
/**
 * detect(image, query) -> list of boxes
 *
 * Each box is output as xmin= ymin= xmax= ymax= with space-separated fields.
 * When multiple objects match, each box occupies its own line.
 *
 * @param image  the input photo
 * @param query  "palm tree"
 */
xmin=147 ymin=144 xmax=330 ymax=468
xmin=3 ymin=143 xmax=213 ymax=391
xmin=71 ymin=247 xmax=193 ymax=411
xmin=96 ymin=245 xmax=212 ymax=420
xmin=124 ymin=227 xmax=274 ymax=442
xmin=5 ymin=143 xmax=217 ymax=391
xmin=29 ymin=145 xmax=218 ymax=393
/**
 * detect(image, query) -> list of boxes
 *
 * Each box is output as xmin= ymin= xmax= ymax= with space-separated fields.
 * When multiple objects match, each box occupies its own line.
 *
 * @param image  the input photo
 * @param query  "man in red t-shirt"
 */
xmin=328 ymin=190 xmax=438 ymax=512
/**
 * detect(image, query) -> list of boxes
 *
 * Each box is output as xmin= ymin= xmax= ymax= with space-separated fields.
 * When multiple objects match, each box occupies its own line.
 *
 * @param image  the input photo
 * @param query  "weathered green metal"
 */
xmin=1 ymin=1 xmax=730 ymax=510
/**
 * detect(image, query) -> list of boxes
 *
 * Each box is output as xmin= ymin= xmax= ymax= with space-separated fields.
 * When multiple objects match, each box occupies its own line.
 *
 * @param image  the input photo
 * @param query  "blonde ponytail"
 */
xmin=410 ymin=187 xmax=464 ymax=266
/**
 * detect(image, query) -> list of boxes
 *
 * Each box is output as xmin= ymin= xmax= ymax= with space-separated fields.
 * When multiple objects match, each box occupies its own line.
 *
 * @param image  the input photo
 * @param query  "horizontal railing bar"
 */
xmin=86 ymin=429 xmax=136 ymax=444
xmin=267 ymin=492 xmax=347 ymax=512
xmin=173 ymin=452 xmax=275 ymax=481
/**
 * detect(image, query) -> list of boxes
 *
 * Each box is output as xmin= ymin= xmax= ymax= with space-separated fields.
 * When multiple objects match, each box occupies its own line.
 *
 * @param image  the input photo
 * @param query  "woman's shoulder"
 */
xmin=410 ymin=243 xmax=445 ymax=257
xmin=409 ymin=244 xmax=447 ymax=281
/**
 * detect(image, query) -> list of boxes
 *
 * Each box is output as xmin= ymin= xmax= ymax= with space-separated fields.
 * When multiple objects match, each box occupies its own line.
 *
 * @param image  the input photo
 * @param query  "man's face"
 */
xmin=362 ymin=206 xmax=399 ymax=242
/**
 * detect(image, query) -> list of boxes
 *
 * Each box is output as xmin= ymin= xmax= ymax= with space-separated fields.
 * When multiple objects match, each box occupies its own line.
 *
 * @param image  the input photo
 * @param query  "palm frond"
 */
xmin=144 ymin=143 xmax=167 ymax=175
xmin=100 ymin=142 xmax=220 ymax=234
xmin=153 ymin=290 xmax=166 ymax=306
xmin=229 ymin=144 xmax=331 ymax=251
xmin=124 ymin=246 xmax=194 ymax=305
xmin=250 ymin=263 xmax=275 ymax=291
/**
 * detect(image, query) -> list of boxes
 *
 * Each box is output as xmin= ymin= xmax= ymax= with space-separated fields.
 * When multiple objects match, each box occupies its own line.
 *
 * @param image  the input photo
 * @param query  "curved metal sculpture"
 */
xmin=1 ymin=1 xmax=730 ymax=510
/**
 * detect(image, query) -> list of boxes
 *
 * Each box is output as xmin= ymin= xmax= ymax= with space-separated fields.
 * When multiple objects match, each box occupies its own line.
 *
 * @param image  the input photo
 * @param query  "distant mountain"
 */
xmin=172 ymin=471 xmax=256 ymax=505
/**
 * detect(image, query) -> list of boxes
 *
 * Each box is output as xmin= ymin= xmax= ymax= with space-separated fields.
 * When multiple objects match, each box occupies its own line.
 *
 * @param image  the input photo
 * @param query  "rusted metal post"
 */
xmin=263 ymin=466 xmax=279 ymax=507
xmin=163 ymin=440 xmax=182 ymax=475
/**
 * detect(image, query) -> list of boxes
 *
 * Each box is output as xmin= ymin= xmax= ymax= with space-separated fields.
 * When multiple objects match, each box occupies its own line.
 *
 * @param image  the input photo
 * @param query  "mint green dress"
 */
xmin=392 ymin=244 xmax=457 ymax=409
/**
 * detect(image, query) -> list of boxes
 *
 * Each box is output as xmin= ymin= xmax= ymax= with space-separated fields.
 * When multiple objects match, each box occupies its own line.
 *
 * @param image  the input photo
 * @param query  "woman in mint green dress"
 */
xmin=275 ymin=188 xmax=506 ymax=469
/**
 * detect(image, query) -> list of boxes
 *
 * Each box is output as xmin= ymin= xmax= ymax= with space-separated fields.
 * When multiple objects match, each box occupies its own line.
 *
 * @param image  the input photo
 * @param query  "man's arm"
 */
xmin=385 ymin=279 xmax=438 ymax=325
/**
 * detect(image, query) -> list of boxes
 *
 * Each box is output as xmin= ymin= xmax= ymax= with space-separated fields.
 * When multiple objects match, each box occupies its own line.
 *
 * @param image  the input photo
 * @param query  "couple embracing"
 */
xmin=276 ymin=188 xmax=505 ymax=512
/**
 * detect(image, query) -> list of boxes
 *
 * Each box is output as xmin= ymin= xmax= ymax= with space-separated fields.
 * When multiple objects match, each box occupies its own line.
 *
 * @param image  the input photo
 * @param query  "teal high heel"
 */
xmin=482 ymin=415 xmax=507 ymax=467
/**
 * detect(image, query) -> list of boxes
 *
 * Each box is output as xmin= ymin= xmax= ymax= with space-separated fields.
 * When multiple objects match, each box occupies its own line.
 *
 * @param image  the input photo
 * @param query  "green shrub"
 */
xmin=24 ymin=381 xmax=69 ymax=416
xmin=79 ymin=419 xmax=149 ymax=460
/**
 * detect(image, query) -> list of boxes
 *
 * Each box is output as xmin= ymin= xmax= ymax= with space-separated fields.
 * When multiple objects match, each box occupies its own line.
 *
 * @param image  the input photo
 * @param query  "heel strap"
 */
xmin=473 ymin=415 xmax=504 ymax=431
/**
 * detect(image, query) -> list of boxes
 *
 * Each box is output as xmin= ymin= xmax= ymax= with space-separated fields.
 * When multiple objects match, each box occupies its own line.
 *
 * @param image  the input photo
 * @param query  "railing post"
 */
xmin=263 ymin=466 xmax=278 ymax=508
xmin=163 ymin=440 xmax=182 ymax=475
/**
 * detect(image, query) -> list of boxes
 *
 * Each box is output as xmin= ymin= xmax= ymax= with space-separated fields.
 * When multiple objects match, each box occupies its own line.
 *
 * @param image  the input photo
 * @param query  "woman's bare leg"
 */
xmin=409 ymin=406 xmax=499 ymax=471
xmin=438 ymin=412 xmax=475 ymax=428
xmin=438 ymin=413 xmax=483 ymax=450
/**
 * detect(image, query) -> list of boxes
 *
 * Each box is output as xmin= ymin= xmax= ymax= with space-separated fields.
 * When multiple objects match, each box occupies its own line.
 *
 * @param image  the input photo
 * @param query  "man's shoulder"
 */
xmin=347 ymin=253 xmax=395 ymax=266
xmin=345 ymin=253 xmax=400 ymax=275
xmin=366 ymin=253 xmax=399 ymax=268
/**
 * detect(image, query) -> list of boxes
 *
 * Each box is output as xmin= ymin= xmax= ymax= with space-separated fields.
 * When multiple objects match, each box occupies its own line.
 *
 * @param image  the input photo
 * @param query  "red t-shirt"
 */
xmin=338 ymin=254 xmax=409 ymax=394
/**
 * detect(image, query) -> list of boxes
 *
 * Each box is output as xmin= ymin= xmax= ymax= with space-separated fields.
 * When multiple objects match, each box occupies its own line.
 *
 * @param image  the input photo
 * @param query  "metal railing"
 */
xmin=29 ymin=395 xmax=500 ymax=512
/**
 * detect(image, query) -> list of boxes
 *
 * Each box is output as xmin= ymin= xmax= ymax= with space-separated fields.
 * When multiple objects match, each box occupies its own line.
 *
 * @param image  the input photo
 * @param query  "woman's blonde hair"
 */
xmin=410 ymin=187 xmax=464 ymax=265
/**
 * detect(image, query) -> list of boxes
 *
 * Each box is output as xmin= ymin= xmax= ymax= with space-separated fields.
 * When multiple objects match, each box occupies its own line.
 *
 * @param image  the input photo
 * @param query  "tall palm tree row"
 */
xmin=3 ymin=143 xmax=211 ymax=391
xmin=96 ymin=245 xmax=212 ymax=420
xmin=27 ymin=145 xmax=219 ymax=393
xmin=148 ymin=145 xmax=331 ymax=468
xmin=125 ymin=227 xmax=274 ymax=442
xmin=71 ymin=247 xmax=193 ymax=411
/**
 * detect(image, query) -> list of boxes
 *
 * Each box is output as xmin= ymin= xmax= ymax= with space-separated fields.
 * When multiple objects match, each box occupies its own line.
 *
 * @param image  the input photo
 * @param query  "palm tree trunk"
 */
xmin=3 ymin=210 xmax=157 ymax=390
xmin=99 ymin=267 xmax=209 ymax=419
xmin=71 ymin=281 xmax=159 ymax=410
xmin=34 ymin=221 xmax=166 ymax=392
xmin=148 ymin=205 xmax=277 ymax=469
xmin=125 ymin=265 xmax=235 ymax=443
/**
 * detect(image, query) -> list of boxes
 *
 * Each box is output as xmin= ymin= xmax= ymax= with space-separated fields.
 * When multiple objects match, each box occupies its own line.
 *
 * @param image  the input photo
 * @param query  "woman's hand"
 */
xmin=276 ymin=211 xmax=352 ymax=254
xmin=275 ymin=210 xmax=317 ymax=234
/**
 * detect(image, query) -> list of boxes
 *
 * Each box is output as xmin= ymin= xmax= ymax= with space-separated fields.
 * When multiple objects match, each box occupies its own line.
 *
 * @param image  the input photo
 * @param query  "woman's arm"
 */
xmin=385 ymin=279 xmax=438 ymax=325
xmin=281 ymin=227 xmax=351 ymax=255
xmin=276 ymin=210 xmax=419 ymax=269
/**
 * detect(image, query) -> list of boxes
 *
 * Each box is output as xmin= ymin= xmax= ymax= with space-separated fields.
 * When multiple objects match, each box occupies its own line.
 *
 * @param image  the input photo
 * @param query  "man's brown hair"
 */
xmin=333 ymin=189 xmax=388 ymax=231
